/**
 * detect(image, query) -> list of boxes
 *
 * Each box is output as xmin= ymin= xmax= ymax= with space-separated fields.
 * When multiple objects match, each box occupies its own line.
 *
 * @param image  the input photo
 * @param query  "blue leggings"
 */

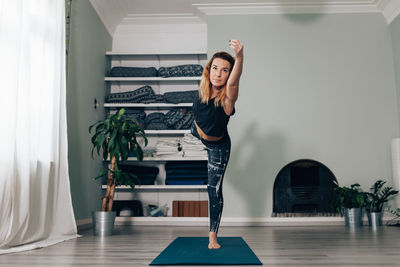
xmin=191 ymin=122 xmax=231 ymax=234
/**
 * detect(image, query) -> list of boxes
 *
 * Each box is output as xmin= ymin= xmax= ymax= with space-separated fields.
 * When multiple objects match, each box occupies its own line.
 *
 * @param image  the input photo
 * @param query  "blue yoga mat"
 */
xmin=149 ymin=237 xmax=262 ymax=265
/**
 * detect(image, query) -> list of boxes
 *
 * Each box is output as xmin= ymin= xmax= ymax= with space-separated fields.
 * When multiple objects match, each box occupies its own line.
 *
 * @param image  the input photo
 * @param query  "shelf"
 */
xmin=104 ymin=103 xmax=193 ymax=108
xmin=125 ymin=156 xmax=207 ymax=161
xmin=145 ymin=130 xmax=190 ymax=134
xmin=105 ymin=77 xmax=202 ymax=81
xmin=102 ymin=185 xmax=207 ymax=190
xmin=106 ymin=52 xmax=207 ymax=56
xmin=105 ymin=156 xmax=207 ymax=162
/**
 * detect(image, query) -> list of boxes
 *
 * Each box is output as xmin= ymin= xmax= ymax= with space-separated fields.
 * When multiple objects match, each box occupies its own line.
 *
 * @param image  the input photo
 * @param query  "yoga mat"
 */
xmin=149 ymin=237 xmax=262 ymax=265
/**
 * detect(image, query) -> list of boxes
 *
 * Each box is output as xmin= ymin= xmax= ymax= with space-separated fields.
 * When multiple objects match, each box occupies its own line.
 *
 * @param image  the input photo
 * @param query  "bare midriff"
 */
xmin=194 ymin=120 xmax=224 ymax=142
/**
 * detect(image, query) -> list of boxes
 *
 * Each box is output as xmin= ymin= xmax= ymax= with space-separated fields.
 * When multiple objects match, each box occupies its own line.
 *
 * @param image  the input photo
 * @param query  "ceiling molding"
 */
xmin=89 ymin=0 xmax=400 ymax=37
xmin=120 ymin=14 xmax=206 ymax=25
xmin=192 ymin=1 xmax=382 ymax=16
xmin=377 ymin=0 xmax=400 ymax=24
xmin=89 ymin=0 xmax=127 ymax=36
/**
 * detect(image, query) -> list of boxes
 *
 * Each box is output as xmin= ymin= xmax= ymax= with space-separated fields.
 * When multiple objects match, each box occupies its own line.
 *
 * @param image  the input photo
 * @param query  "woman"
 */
xmin=191 ymin=39 xmax=244 ymax=249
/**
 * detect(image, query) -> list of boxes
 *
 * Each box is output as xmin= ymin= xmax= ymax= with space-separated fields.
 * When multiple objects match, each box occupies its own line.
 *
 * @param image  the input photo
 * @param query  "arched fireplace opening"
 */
xmin=272 ymin=159 xmax=338 ymax=217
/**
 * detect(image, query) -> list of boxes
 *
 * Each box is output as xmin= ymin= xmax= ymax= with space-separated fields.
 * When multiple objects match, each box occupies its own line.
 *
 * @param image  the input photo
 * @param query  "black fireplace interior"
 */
xmin=273 ymin=159 xmax=337 ymax=216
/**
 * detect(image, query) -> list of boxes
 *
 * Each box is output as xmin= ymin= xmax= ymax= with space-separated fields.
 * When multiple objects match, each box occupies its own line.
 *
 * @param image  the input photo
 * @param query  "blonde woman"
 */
xmin=191 ymin=39 xmax=244 ymax=249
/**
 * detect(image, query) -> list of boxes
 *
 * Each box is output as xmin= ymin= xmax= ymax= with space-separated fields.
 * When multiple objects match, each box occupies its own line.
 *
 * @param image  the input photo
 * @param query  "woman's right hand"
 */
xmin=229 ymin=39 xmax=244 ymax=59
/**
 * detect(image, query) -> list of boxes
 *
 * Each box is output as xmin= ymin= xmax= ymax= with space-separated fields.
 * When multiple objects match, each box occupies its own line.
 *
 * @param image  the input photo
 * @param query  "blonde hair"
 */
xmin=199 ymin=51 xmax=235 ymax=106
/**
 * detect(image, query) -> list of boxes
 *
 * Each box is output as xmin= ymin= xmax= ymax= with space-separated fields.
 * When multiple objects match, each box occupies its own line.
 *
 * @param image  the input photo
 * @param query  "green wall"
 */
xmin=391 ymin=15 xmax=400 ymax=133
xmin=207 ymin=13 xmax=399 ymax=217
xmin=66 ymin=0 xmax=111 ymax=221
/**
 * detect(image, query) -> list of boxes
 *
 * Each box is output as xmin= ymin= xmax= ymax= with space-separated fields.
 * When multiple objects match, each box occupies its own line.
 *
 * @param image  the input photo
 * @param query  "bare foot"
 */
xmin=208 ymin=232 xmax=221 ymax=249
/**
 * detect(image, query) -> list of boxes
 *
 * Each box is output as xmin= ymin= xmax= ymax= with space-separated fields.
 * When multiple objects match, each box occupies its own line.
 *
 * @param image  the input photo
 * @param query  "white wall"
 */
xmin=207 ymin=13 xmax=399 ymax=217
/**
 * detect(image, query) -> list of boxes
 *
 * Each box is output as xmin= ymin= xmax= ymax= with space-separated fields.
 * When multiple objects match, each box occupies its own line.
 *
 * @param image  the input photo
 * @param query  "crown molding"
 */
xmin=121 ymin=14 xmax=206 ymax=25
xmin=377 ymin=0 xmax=400 ymax=23
xmin=192 ymin=1 xmax=381 ymax=16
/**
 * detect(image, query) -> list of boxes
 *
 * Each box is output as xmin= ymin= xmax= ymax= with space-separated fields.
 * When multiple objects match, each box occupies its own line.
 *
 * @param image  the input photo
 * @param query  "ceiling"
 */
xmin=89 ymin=0 xmax=400 ymax=36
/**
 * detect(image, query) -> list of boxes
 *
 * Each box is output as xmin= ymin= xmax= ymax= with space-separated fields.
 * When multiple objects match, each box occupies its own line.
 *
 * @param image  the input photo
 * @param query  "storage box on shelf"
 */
xmin=103 ymin=51 xmax=209 ymax=221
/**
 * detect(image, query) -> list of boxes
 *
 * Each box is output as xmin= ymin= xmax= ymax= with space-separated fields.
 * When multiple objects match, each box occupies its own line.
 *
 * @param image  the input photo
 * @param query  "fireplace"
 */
xmin=272 ymin=159 xmax=338 ymax=217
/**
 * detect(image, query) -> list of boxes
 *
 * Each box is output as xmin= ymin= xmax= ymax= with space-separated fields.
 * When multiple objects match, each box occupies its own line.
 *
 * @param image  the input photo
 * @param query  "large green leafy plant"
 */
xmin=89 ymin=108 xmax=147 ymax=212
xmin=331 ymin=183 xmax=367 ymax=214
xmin=365 ymin=180 xmax=398 ymax=213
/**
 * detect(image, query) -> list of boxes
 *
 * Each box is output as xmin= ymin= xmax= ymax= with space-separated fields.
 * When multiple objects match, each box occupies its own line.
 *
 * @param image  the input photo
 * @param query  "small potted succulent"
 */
xmin=365 ymin=179 xmax=398 ymax=228
xmin=89 ymin=108 xmax=147 ymax=236
xmin=331 ymin=182 xmax=367 ymax=228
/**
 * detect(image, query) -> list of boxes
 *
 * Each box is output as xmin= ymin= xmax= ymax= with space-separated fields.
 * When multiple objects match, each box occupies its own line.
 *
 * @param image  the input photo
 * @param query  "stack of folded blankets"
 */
xmin=128 ymin=146 xmax=157 ymax=158
xmin=164 ymin=108 xmax=193 ymax=129
xmin=181 ymin=133 xmax=207 ymax=158
xmin=106 ymin=85 xmax=165 ymax=104
xmin=109 ymin=64 xmax=203 ymax=78
xmin=154 ymin=134 xmax=206 ymax=159
xmin=117 ymin=107 xmax=194 ymax=130
xmin=106 ymin=85 xmax=198 ymax=105
xmin=155 ymin=138 xmax=183 ymax=158
xmin=118 ymin=164 xmax=159 ymax=185
xmin=124 ymin=109 xmax=146 ymax=127
xmin=165 ymin=161 xmax=208 ymax=185
xmin=144 ymin=112 xmax=168 ymax=130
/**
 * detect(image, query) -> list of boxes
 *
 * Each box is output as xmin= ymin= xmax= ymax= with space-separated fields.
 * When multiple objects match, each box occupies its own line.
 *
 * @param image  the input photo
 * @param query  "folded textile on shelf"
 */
xmin=118 ymin=164 xmax=159 ymax=185
xmin=146 ymin=122 xmax=169 ymax=130
xmin=158 ymin=64 xmax=203 ymax=78
xmin=164 ymin=108 xmax=194 ymax=130
xmin=155 ymin=138 xmax=182 ymax=157
xmin=128 ymin=147 xmax=156 ymax=158
xmin=165 ymin=161 xmax=207 ymax=170
xmin=106 ymin=85 xmax=155 ymax=103
xmin=165 ymin=160 xmax=208 ymax=185
xmin=181 ymin=133 xmax=207 ymax=157
xmin=109 ymin=66 xmax=158 ymax=77
xmin=139 ymin=94 xmax=165 ymax=103
xmin=163 ymin=90 xmax=198 ymax=104
xmin=123 ymin=109 xmax=146 ymax=127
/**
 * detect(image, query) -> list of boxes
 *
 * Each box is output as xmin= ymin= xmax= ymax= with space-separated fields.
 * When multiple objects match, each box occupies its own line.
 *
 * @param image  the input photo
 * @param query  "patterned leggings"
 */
xmin=191 ymin=122 xmax=231 ymax=234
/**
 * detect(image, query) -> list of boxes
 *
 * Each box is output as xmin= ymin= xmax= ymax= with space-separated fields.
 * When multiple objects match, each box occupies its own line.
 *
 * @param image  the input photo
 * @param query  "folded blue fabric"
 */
xmin=165 ymin=161 xmax=207 ymax=170
xmin=166 ymin=169 xmax=207 ymax=175
xmin=158 ymin=64 xmax=203 ymax=78
xmin=109 ymin=66 xmax=158 ymax=77
xmin=164 ymin=90 xmax=198 ymax=104
xmin=166 ymin=174 xmax=208 ymax=179
xmin=106 ymin=86 xmax=155 ymax=103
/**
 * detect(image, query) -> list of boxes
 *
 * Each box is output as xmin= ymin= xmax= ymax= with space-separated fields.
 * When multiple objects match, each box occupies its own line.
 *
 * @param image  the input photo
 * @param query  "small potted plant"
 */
xmin=89 ymin=108 xmax=147 ymax=236
xmin=365 ymin=179 xmax=398 ymax=228
xmin=331 ymin=182 xmax=367 ymax=228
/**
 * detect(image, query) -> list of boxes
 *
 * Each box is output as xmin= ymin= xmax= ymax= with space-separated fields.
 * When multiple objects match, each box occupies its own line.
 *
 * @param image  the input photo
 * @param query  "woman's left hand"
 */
xmin=229 ymin=39 xmax=244 ymax=59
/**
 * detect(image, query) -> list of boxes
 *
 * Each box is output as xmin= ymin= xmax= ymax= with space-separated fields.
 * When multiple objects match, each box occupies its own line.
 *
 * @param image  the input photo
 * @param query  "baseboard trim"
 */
xmin=78 ymin=216 xmax=396 ymax=227
xmin=76 ymin=218 xmax=92 ymax=231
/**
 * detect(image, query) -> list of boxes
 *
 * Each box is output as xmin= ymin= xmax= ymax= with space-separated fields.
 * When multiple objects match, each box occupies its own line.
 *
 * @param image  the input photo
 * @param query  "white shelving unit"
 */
xmin=104 ymin=103 xmax=193 ymax=108
xmin=104 ymin=77 xmax=202 ymax=81
xmin=103 ymin=51 xmax=209 ymax=220
xmin=102 ymin=185 xmax=207 ymax=190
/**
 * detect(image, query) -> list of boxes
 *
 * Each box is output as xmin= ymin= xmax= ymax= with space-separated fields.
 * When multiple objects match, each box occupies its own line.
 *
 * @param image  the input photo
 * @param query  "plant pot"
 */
xmin=344 ymin=208 xmax=363 ymax=228
xmin=367 ymin=212 xmax=382 ymax=229
xmin=91 ymin=211 xmax=116 ymax=236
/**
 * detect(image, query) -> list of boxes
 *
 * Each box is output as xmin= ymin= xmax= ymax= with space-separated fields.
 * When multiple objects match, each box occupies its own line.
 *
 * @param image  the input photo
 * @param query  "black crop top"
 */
xmin=192 ymin=96 xmax=235 ymax=137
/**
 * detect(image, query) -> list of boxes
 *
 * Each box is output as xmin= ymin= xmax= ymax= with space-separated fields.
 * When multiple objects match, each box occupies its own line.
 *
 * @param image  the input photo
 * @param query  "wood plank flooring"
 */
xmin=1 ymin=225 xmax=400 ymax=266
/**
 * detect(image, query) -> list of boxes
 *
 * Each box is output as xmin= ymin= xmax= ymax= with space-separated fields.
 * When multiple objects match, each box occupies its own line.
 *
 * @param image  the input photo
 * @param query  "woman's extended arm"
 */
xmin=225 ymin=39 xmax=244 ymax=104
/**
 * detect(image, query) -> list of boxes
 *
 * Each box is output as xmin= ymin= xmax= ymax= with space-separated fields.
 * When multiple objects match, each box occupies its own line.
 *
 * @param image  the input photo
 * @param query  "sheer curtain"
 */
xmin=0 ymin=0 xmax=78 ymax=254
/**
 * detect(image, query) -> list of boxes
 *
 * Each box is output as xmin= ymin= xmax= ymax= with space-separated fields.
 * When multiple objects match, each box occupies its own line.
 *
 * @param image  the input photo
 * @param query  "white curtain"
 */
xmin=0 ymin=0 xmax=78 ymax=254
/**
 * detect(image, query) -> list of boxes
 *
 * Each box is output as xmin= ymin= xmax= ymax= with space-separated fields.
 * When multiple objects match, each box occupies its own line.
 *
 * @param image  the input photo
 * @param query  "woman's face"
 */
xmin=209 ymin=58 xmax=231 ymax=89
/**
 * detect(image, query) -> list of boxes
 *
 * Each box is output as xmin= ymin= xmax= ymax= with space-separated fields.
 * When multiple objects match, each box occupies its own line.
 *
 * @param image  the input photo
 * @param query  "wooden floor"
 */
xmin=1 ymin=225 xmax=400 ymax=266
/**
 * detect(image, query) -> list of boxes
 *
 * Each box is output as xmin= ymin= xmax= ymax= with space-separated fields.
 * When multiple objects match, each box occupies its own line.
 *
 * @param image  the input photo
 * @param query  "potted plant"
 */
xmin=331 ymin=182 xmax=367 ymax=228
xmin=365 ymin=179 xmax=398 ymax=228
xmin=89 ymin=108 xmax=147 ymax=236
